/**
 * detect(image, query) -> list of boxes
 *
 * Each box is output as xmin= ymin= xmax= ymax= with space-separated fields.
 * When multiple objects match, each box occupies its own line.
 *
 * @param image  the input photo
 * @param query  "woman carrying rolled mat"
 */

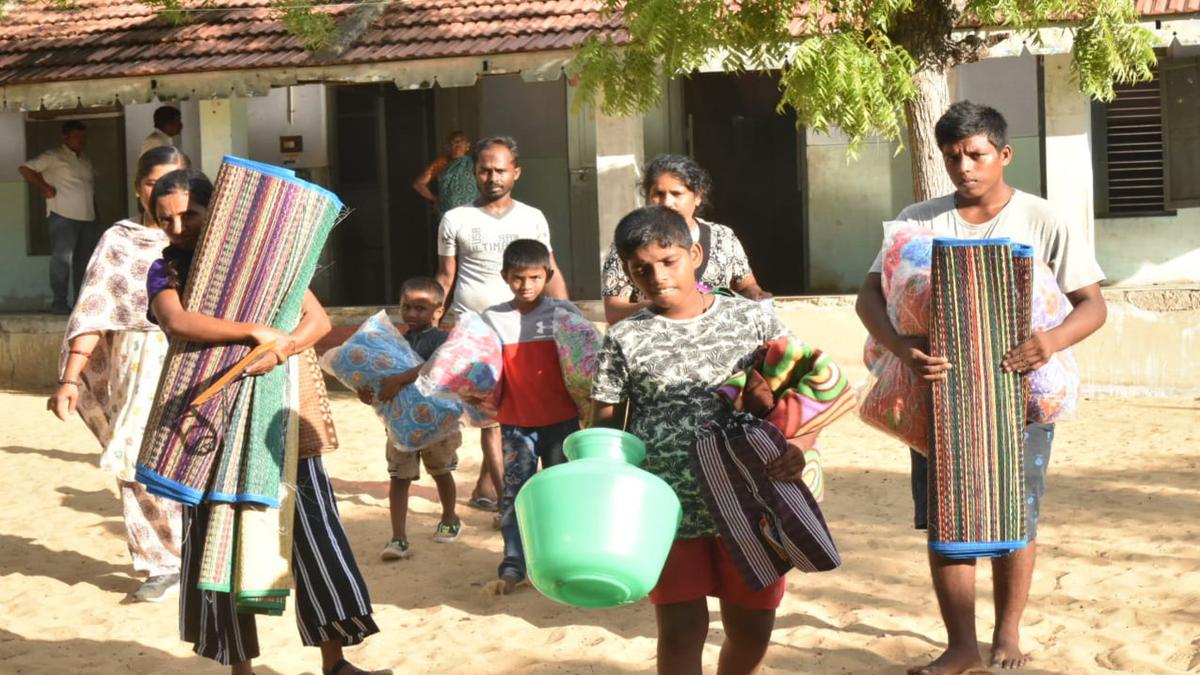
xmin=145 ymin=169 xmax=389 ymax=675
xmin=47 ymin=145 xmax=189 ymax=603
xmin=600 ymin=154 xmax=771 ymax=324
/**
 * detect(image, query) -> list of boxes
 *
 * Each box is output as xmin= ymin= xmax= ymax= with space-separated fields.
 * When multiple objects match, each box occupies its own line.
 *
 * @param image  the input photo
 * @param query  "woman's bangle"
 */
xmin=58 ymin=378 xmax=82 ymax=386
xmin=69 ymin=349 xmax=92 ymax=359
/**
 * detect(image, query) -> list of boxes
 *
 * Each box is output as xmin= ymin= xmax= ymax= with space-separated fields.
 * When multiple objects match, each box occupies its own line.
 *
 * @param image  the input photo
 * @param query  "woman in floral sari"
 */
xmin=47 ymin=145 xmax=189 ymax=603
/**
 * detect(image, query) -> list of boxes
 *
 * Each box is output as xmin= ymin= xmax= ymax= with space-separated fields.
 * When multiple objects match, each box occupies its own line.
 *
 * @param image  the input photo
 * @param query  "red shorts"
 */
xmin=649 ymin=537 xmax=786 ymax=610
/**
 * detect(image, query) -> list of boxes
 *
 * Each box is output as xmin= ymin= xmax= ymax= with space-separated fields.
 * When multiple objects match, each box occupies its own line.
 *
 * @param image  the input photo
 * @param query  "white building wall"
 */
xmin=805 ymin=54 xmax=1043 ymax=292
xmin=0 ymin=110 xmax=46 ymax=310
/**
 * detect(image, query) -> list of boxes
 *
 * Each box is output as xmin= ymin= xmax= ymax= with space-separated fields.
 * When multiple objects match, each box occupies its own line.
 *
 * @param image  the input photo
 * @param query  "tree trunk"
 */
xmin=905 ymin=65 xmax=956 ymax=202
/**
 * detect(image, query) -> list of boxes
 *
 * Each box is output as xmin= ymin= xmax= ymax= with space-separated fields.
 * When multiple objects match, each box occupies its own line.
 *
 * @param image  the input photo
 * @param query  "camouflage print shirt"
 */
xmin=591 ymin=295 xmax=790 ymax=538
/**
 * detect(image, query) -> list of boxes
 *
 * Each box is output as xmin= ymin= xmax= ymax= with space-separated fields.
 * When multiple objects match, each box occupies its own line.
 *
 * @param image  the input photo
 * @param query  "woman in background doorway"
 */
xmin=413 ymin=130 xmax=480 ymax=219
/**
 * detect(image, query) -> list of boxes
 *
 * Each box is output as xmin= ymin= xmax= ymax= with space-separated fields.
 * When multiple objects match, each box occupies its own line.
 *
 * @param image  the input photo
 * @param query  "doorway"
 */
xmin=24 ymin=111 xmax=127 ymax=255
xmin=329 ymin=84 xmax=437 ymax=306
xmin=683 ymin=73 xmax=808 ymax=294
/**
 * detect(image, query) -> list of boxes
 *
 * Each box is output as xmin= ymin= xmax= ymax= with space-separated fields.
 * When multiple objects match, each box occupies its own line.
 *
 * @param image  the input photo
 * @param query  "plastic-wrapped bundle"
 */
xmin=1027 ymin=262 xmax=1079 ymax=422
xmin=320 ymin=311 xmax=461 ymax=450
xmin=860 ymin=223 xmax=937 ymax=452
xmin=883 ymin=225 xmax=935 ymax=336
xmin=552 ymin=307 xmax=602 ymax=424
xmin=880 ymin=222 xmax=933 ymax=297
xmin=859 ymin=337 xmax=933 ymax=453
xmin=414 ymin=311 xmax=503 ymax=426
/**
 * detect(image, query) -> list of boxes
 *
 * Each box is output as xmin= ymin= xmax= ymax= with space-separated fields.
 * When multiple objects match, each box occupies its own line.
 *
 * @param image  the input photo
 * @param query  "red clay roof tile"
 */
xmin=0 ymin=0 xmax=1190 ymax=87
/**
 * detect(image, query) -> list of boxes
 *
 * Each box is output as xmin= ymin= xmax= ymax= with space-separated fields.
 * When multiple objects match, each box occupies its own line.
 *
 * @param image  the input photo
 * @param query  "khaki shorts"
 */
xmin=387 ymin=430 xmax=462 ymax=480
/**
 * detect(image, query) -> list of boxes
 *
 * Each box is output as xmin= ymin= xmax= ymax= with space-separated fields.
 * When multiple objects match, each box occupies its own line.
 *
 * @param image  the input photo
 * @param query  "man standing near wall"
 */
xmin=140 ymin=105 xmax=182 ymax=156
xmin=434 ymin=135 xmax=570 ymax=515
xmin=19 ymin=120 xmax=96 ymax=315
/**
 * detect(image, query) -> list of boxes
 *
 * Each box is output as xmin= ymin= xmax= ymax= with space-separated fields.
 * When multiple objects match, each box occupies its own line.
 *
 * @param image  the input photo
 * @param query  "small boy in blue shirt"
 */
xmin=357 ymin=277 xmax=462 ymax=561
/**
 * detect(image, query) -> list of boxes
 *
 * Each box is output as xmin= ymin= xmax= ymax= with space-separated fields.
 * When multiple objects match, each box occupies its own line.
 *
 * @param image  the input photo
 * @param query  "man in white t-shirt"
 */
xmin=19 ymin=120 xmax=96 ymax=314
xmin=434 ymin=135 xmax=570 ymax=513
xmin=140 ymin=105 xmax=182 ymax=157
xmin=856 ymin=101 xmax=1107 ymax=675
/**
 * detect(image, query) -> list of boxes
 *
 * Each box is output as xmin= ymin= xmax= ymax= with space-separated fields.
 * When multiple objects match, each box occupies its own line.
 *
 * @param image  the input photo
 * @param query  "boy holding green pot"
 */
xmin=591 ymin=206 xmax=810 ymax=675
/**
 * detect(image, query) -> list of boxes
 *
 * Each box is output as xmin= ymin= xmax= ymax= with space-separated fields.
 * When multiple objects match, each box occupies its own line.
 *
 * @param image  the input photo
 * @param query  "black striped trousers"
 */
xmin=180 ymin=456 xmax=379 ymax=665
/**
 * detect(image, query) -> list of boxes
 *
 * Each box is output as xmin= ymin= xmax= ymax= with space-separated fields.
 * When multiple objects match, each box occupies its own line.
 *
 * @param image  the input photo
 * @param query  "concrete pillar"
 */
xmin=198 ymin=98 xmax=249 ymax=177
xmin=595 ymin=111 xmax=645 ymax=260
xmin=565 ymin=83 xmax=646 ymax=300
xmin=1041 ymin=54 xmax=1096 ymax=249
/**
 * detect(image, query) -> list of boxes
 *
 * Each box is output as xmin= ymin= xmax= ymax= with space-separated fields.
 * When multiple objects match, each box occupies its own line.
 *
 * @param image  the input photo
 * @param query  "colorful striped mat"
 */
xmin=927 ymin=238 xmax=1030 ymax=559
xmin=136 ymin=156 xmax=342 ymax=507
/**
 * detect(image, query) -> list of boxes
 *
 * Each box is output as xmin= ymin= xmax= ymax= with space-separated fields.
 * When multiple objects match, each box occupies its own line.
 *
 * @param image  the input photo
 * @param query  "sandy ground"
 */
xmin=0 ymin=388 xmax=1197 ymax=674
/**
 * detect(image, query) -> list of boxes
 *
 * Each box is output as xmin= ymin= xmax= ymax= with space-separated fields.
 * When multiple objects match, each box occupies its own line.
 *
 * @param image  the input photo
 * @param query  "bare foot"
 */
xmin=990 ymin=642 xmax=1031 ymax=669
xmin=906 ymin=646 xmax=984 ymax=675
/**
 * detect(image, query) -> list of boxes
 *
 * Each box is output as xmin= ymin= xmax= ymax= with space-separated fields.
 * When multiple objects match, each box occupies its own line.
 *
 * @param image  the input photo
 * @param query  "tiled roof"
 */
xmin=0 ymin=0 xmax=1193 ymax=88
xmin=1136 ymin=0 xmax=1200 ymax=15
xmin=0 ymin=0 xmax=618 ymax=86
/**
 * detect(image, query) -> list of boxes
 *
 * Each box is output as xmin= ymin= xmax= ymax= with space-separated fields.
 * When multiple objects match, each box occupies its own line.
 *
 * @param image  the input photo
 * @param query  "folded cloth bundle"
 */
xmin=717 ymin=337 xmax=855 ymax=439
xmin=928 ymin=238 xmax=1029 ymax=559
xmin=691 ymin=417 xmax=841 ymax=590
xmin=414 ymin=311 xmax=502 ymax=425
xmin=136 ymin=157 xmax=341 ymax=507
xmin=551 ymin=307 xmax=602 ymax=425
xmin=716 ymin=336 xmax=855 ymax=501
xmin=320 ymin=311 xmax=462 ymax=451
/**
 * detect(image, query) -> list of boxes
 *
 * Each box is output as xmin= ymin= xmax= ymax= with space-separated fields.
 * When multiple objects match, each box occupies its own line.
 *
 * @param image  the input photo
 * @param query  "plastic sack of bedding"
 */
xmin=859 ymin=340 xmax=933 ymax=454
xmin=319 ymin=311 xmax=461 ymax=450
xmin=880 ymin=222 xmax=934 ymax=296
xmin=882 ymin=224 xmax=935 ymax=336
xmin=1027 ymin=261 xmax=1080 ymax=422
xmin=552 ymin=306 xmax=602 ymax=424
xmin=414 ymin=310 xmax=502 ymax=426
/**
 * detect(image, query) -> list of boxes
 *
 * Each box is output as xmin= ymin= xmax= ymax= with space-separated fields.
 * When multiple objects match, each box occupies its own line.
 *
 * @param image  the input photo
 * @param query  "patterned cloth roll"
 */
xmin=928 ymin=238 xmax=1029 ymax=559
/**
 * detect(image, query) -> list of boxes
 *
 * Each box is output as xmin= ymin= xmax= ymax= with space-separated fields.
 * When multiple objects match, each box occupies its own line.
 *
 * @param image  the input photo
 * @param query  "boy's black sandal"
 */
xmin=324 ymin=659 xmax=357 ymax=675
xmin=324 ymin=659 xmax=392 ymax=675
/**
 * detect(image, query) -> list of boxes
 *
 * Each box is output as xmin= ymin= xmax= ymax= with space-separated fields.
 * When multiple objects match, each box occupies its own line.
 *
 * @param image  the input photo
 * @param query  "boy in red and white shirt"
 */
xmin=481 ymin=239 xmax=582 ymax=594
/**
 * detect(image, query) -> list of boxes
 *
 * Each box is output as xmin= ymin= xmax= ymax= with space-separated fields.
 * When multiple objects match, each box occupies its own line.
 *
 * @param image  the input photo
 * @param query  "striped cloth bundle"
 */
xmin=927 ymin=238 xmax=1030 ymax=559
xmin=691 ymin=417 xmax=841 ymax=590
xmin=136 ymin=157 xmax=342 ymax=507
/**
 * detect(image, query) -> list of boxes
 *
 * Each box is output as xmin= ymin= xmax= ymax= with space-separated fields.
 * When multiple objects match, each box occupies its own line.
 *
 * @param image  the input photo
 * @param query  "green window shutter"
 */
xmin=1163 ymin=57 xmax=1200 ymax=209
xmin=1102 ymin=77 xmax=1166 ymax=214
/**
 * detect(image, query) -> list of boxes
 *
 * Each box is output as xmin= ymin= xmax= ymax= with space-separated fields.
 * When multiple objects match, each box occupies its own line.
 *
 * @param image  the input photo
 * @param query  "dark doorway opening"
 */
xmin=683 ymin=72 xmax=807 ymax=294
xmin=24 ymin=111 xmax=127 ymax=255
xmin=329 ymin=84 xmax=437 ymax=305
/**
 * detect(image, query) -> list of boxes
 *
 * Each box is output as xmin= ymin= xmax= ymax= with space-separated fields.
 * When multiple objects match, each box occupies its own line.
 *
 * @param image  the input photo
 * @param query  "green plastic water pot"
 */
xmin=514 ymin=428 xmax=682 ymax=609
